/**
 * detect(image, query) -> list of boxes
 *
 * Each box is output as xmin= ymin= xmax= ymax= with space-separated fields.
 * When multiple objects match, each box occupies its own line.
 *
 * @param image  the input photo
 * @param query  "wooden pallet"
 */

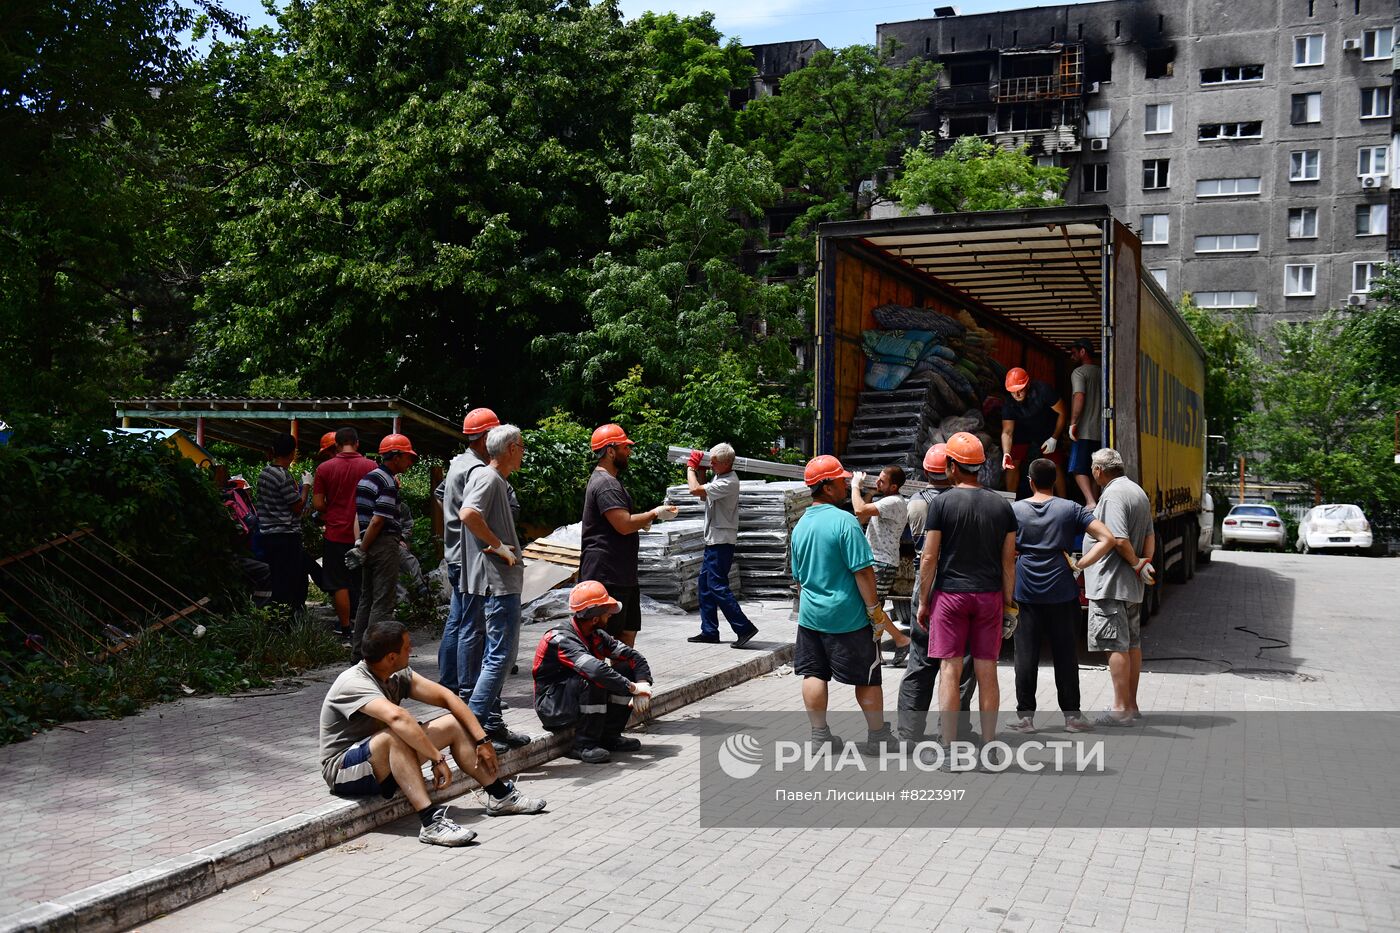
xmin=522 ymin=540 xmax=580 ymax=569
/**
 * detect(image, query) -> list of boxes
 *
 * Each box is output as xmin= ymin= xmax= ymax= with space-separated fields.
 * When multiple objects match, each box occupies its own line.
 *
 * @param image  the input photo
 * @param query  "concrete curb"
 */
xmin=3 ymin=641 xmax=794 ymax=933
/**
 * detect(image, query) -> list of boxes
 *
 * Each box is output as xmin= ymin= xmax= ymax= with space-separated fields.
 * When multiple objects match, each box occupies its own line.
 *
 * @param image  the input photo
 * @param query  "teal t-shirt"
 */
xmin=790 ymin=503 xmax=873 ymax=634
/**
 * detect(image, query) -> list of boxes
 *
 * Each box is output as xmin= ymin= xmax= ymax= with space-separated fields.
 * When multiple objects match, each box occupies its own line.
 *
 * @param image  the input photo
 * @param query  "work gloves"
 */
xmin=1002 ymin=601 xmax=1020 ymax=639
xmin=1040 ymin=436 xmax=1058 ymax=455
xmin=687 ymin=449 xmax=705 ymax=470
xmin=344 ymin=543 xmax=366 ymax=570
xmin=487 ymin=542 xmax=518 ymax=567
xmin=1134 ymin=558 xmax=1156 ymax=585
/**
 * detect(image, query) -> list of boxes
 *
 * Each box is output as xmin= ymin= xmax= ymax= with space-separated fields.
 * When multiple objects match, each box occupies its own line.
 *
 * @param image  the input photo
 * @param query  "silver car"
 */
xmin=1296 ymin=504 xmax=1374 ymax=554
xmin=1221 ymin=504 xmax=1286 ymax=551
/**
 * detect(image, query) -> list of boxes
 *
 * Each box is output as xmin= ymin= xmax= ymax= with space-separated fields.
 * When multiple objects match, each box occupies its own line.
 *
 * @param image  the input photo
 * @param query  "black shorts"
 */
xmin=604 ymin=584 xmax=642 ymax=636
xmin=321 ymin=540 xmax=356 ymax=593
xmin=794 ymin=625 xmax=882 ymax=686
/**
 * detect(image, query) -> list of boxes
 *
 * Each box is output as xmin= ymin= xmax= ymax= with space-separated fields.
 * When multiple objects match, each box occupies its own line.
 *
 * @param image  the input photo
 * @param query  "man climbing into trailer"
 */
xmin=999 ymin=368 xmax=1067 ymax=500
xmin=1084 ymin=448 xmax=1155 ymax=726
xmin=684 ymin=443 xmax=760 ymax=648
xmin=532 ymin=581 xmax=655 ymax=763
xmin=1068 ymin=339 xmax=1104 ymax=508
xmin=790 ymin=455 xmax=899 ymax=754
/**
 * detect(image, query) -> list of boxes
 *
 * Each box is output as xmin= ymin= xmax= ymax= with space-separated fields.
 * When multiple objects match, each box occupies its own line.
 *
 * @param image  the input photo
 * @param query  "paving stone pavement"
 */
xmin=133 ymin=551 xmax=1400 ymax=932
xmin=0 ymin=598 xmax=799 ymax=923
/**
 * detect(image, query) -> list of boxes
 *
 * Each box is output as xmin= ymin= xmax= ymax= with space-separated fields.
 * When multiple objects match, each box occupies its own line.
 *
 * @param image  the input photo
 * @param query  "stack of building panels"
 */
xmin=637 ymin=519 xmax=740 ymax=610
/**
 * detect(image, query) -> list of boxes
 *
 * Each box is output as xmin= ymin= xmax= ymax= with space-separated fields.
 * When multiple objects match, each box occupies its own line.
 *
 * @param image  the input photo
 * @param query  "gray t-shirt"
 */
xmin=702 ymin=471 xmax=741 ymax=547
xmin=1071 ymin=363 xmax=1103 ymax=441
xmin=318 ymin=662 xmax=415 ymax=787
xmin=865 ymin=494 xmax=908 ymax=567
xmin=460 ymin=465 xmax=523 ymax=596
xmin=440 ymin=450 xmax=485 ymax=566
xmin=1084 ymin=476 xmax=1152 ymax=602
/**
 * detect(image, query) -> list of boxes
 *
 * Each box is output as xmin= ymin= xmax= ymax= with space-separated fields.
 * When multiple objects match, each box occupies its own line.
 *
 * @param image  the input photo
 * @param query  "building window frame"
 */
xmin=1140 ymin=213 xmax=1170 ymax=244
xmin=1362 ymin=27 xmax=1394 ymax=61
xmin=1194 ymin=291 xmax=1259 ymax=309
xmin=1198 ymin=121 xmax=1263 ymax=141
xmin=1353 ymin=261 xmax=1382 ymax=293
xmin=1200 ymin=64 xmax=1265 ymax=85
xmin=1358 ymin=145 xmax=1390 ymax=177
xmin=1195 ymin=233 xmax=1261 ymax=253
xmin=1361 ymin=87 xmax=1392 ymax=120
xmin=1142 ymin=158 xmax=1171 ymax=189
xmin=1083 ymin=163 xmax=1109 ymax=193
xmin=1144 ymin=103 xmax=1173 ymax=134
xmin=1293 ymin=34 xmax=1325 ymax=67
xmin=1356 ymin=203 xmax=1388 ymax=236
xmin=1284 ymin=263 xmax=1317 ymax=297
xmin=1289 ymin=149 xmax=1321 ymax=181
xmin=1196 ymin=177 xmax=1262 ymax=198
xmin=1290 ymin=92 xmax=1323 ymax=125
xmin=1287 ymin=207 xmax=1318 ymax=239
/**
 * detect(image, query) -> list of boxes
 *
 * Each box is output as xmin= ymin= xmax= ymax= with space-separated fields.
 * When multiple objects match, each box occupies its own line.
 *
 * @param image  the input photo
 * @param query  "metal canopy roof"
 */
xmin=820 ymin=206 xmax=1113 ymax=348
xmin=111 ymin=396 xmax=465 ymax=461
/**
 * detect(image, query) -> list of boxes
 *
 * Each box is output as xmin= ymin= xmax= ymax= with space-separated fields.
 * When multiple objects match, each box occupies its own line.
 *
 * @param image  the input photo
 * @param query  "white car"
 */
xmin=1221 ymin=504 xmax=1286 ymax=551
xmin=1197 ymin=491 xmax=1214 ymax=563
xmin=1296 ymin=504 xmax=1374 ymax=554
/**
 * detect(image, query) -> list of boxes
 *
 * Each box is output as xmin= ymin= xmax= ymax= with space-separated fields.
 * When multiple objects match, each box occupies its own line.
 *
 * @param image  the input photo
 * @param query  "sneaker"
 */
xmin=1064 ymin=716 xmax=1095 ymax=733
xmin=732 ymin=629 xmax=759 ymax=649
xmin=861 ymin=723 xmax=899 ymax=756
xmin=419 ymin=808 xmax=477 ymax=847
xmin=602 ymin=735 xmax=642 ymax=753
xmin=978 ymin=743 xmax=1012 ymax=773
xmin=564 ymin=744 xmax=611 ymax=764
xmin=809 ymin=726 xmax=843 ymax=750
xmin=487 ymin=728 xmax=532 ymax=750
xmin=484 ymin=786 xmax=547 ymax=817
xmin=1094 ymin=711 xmax=1134 ymax=727
xmin=687 ymin=633 xmax=721 ymax=644
xmin=1006 ymin=716 xmax=1036 ymax=734
xmin=889 ymin=644 xmax=909 ymax=668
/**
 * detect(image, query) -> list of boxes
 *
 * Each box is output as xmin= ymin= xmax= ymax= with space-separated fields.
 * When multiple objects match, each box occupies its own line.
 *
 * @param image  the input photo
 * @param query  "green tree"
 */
xmin=741 ymin=43 xmax=939 ymax=261
xmin=1178 ymin=296 xmax=1259 ymax=456
xmin=178 ymin=0 xmax=637 ymax=420
xmin=537 ymin=113 xmax=802 ymax=411
xmin=1246 ymin=312 xmax=1400 ymax=506
xmin=0 ymin=0 xmax=234 ymax=433
xmin=625 ymin=13 xmax=753 ymax=142
xmin=888 ymin=135 xmax=1067 ymax=214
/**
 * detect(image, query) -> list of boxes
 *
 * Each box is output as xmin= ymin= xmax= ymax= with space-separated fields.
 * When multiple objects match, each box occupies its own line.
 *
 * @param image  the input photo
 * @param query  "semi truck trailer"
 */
xmin=813 ymin=206 xmax=1207 ymax=613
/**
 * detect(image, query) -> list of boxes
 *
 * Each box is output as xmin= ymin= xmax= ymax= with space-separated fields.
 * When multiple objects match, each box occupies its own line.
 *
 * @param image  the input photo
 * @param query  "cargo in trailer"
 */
xmin=813 ymin=206 xmax=1207 ymax=614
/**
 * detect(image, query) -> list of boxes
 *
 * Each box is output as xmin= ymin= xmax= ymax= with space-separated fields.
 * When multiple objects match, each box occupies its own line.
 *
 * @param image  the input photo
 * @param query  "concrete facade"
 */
xmin=877 ymin=0 xmax=1399 ymax=327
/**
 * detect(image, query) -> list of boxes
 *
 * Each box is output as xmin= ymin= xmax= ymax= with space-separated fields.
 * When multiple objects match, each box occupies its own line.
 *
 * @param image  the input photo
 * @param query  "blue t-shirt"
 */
xmin=1012 ymin=496 xmax=1094 ymax=604
xmin=790 ymin=504 xmax=873 ymax=634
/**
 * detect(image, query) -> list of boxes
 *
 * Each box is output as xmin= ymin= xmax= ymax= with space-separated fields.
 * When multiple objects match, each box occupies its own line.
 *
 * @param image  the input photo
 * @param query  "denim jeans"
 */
xmin=436 ymin=564 xmax=483 ymax=695
xmin=698 ymin=544 xmax=756 ymax=638
xmin=468 ymin=593 xmax=521 ymax=734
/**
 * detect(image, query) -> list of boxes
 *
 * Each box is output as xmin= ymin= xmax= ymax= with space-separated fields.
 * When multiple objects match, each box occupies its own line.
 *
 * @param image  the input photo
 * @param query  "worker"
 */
xmin=256 ymin=433 xmax=312 ymax=612
xmin=849 ymin=466 xmax=911 ymax=661
xmin=1007 ymin=457 xmax=1116 ymax=735
xmin=316 ymin=431 xmax=338 ymax=465
xmin=313 ymin=427 xmax=376 ymax=639
xmin=789 ymin=455 xmax=898 ymax=755
xmin=436 ymin=407 xmax=499 ymax=700
xmin=999 ymin=367 xmax=1067 ymax=499
xmin=532 ymin=581 xmax=655 ymax=763
xmin=346 ymin=434 xmax=418 ymax=661
xmin=1067 ymin=338 xmax=1104 ymax=508
xmin=917 ymin=432 xmax=1017 ymax=757
xmin=684 ymin=443 xmax=760 ymax=648
xmin=897 ymin=444 xmax=975 ymax=742
xmin=578 ymin=423 xmax=678 ymax=648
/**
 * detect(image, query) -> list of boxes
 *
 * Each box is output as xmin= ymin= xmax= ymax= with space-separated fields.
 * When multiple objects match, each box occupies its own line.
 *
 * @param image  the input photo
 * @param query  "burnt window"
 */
xmin=1083 ymin=163 xmax=1109 ymax=192
xmin=1201 ymin=64 xmax=1264 ymax=84
xmin=1086 ymin=49 xmax=1114 ymax=83
xmin=949 ymin=61 xmax=992 ymax=84
xmin=948 ymin=115 xmax=990 ymax=136
xmin=1145 ymin=47 xmax=1176 ymax=79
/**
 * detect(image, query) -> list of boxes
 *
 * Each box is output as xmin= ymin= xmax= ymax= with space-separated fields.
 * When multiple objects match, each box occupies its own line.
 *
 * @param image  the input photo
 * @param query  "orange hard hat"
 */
xmin=319 ymin=431 xmax=337 ymax=453
xmin=462 ymin=407 xmax=500 ymax=437
xmin=590 ymin=423 xmax=635 ymax=452
xmin=378 ymin=433 xmax=418 ymax=459
xmin=944 ymin=432 xmax=985 ymax=467
xmin=568 ymin=580 xmax=622 ymax=615
xmin=922 ymin=443 xmax=949 ymax=477
xmin=1004 ymin=367 xmax=1031 ymax=393
xmin=803 ymin=454 xmax=852 ymax=486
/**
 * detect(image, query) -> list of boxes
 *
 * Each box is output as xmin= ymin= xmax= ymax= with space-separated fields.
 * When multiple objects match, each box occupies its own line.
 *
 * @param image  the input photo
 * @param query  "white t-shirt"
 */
xmin=865 ymin=494 xmax=909 ymax=567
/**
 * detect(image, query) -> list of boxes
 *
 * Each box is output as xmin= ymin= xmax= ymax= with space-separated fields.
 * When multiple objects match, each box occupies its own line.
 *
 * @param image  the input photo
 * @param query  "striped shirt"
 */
xmin=256 ymin=464 xmax=301 ymax=535
xmin=355 ymin=466 xmax=401 ymax=537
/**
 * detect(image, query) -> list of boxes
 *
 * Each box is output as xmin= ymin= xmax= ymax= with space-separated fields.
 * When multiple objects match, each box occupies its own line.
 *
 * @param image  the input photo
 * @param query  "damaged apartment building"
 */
xmin=872 ymin=0 xmax=1400 ymax=325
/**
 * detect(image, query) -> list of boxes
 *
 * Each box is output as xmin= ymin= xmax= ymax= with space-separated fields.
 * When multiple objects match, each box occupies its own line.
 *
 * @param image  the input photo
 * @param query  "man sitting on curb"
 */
xmin=532 ymin=581 xmax=655 ymax=764
xmin=318 ymin=620 xmax=546 ymax=847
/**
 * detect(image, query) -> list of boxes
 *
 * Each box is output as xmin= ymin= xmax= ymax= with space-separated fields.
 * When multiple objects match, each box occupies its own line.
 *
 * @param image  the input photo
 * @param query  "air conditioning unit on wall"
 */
xmin=1343 ymin=38 xmax=1362 ymax=52
xmin=1089 ymin=138 xmax=1109 ymax=151
xmin=1348 ymin=294 xmax=1366 ymax=306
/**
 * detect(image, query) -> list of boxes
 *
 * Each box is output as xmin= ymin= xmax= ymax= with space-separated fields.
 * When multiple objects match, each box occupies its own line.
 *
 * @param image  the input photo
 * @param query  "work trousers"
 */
xmin=352 ymin=533 xmax=400 ymax=661
xmin=1012 ymin=599 xmax=1083 ymax=716
xmin=896 ymin=615 xmax=976 ymax=741
xmin=698 ymin=544 xmax=756 ymax=638
xmin=260 ymin=532 xmax=308 ymax=612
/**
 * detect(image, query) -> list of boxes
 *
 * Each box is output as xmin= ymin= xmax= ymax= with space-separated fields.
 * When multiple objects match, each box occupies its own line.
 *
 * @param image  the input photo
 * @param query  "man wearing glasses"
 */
xmin=459 ymin=424 xmax=532 ymax=754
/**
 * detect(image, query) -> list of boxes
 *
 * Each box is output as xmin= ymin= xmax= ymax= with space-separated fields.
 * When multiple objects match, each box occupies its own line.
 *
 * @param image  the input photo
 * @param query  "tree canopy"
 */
xmin=889 ymin=135 xmax=1068 ymax=214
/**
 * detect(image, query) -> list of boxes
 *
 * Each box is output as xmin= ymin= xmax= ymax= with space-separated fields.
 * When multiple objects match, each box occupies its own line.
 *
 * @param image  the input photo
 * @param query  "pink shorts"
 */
xmin=929 ymin=591 xmax=1003 ymax=661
